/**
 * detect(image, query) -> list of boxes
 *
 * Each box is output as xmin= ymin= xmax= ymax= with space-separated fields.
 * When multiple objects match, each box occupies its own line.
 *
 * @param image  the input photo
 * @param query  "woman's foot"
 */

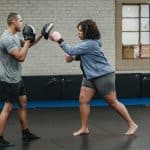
xmin=125 ymin=123 xmax=138 ymax=135
xmin=73 ymin=128 xmax=89 ymax=136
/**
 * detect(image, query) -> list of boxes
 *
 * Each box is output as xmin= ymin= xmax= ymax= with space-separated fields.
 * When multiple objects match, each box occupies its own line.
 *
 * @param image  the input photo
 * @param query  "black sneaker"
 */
xmin=0 ymin=138 xmax=14 ymax=147
xmin=22 ymin=132 xmax=40 ymax=142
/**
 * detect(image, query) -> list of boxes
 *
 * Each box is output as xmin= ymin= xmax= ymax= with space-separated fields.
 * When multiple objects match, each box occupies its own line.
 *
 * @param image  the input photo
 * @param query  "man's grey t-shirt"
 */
xmin=0 ymin=30 xmax=22 ymax=83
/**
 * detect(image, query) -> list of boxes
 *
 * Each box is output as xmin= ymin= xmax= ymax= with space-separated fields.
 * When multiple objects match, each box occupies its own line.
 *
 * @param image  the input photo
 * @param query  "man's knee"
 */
xmin=19 ymin=101 xmax=27 ymax=109
xmin=3 ymin=103 xmax=13 ymax=113
xmin=19 ymin=96 xmax=27 ymax=109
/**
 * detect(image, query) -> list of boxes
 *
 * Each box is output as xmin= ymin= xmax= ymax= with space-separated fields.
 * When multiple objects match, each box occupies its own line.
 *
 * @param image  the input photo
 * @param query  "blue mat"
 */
xmin=0 ymin=98 xmax=150 ymax=109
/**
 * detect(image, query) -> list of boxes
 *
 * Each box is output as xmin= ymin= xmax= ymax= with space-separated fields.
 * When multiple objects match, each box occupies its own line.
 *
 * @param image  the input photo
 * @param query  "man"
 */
xmin=0 ymin=12 xmax=52 ymax=147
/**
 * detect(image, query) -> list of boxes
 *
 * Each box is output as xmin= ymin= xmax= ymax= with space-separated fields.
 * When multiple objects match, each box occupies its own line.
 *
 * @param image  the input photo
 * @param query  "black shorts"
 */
xmin=0 ymin=80 xmax=26 ymax=103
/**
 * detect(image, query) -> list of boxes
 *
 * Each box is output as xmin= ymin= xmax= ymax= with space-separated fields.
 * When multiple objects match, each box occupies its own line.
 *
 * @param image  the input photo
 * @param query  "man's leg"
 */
xmin=18 ymin=95 xmax=28 ymax=130
xmin=0 ymin=102 xmax=14 ymax=146
xmin=18 ymin=95 xmax=40 ymax=141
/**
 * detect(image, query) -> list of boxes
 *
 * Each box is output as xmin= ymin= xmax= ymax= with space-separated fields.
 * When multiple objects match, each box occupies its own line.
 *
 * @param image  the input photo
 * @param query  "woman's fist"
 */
xmin=50 ymin=31 xmax=62 ymax=42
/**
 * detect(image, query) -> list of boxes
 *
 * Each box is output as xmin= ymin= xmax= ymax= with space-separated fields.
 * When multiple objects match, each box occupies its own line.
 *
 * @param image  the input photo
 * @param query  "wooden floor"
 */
xmin=1 ymin=105 xmax=150 ymax=150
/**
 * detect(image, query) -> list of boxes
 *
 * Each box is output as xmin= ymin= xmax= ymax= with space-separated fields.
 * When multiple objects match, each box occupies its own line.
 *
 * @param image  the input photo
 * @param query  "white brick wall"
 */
xmin=0 ymin=0 xmax=115 ymax=75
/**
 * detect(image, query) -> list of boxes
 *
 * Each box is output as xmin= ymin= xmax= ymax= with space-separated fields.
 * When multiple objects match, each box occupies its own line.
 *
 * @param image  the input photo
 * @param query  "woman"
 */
xmin=50 ymin=19 xmax=138 ymax=136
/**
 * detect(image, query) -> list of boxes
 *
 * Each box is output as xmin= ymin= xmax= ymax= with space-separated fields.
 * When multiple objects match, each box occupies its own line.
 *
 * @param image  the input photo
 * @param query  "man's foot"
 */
xmin=0 ymin=137 xmax=14 ymax=147
xmin=73 ymin=128 xmax=89 ymax=136
xmin=125 ymin=123 xmax=138 ymax=135
xmin=22 ymin=129 xmax=40 ymax=141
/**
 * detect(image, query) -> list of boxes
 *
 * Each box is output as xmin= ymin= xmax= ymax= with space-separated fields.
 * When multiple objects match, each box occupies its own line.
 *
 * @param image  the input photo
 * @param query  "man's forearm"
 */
xmin=30 ymin=33 xmax=43 ymax=47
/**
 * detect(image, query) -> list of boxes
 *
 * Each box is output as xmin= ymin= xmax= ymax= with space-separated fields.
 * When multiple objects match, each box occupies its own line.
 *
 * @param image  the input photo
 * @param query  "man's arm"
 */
xmin=21 ymin=33 xmax=43 ymax=48
xmin=10 ymin=40 xmax=30 ymax=62
xmin=29 ymin=33 xmax=43 ymax=47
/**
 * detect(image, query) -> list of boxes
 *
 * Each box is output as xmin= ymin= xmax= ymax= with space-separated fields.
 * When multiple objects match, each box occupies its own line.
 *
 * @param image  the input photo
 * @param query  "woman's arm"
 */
xmin=50 ymin=31 xmax=89 ymax=56
xmin=65 ymin=54 xmax=81 ymax=63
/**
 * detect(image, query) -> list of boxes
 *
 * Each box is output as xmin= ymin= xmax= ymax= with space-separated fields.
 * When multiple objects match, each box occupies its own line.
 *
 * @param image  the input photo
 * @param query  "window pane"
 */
xmin=122 ymin=32 xmax=139 ymax=44
xmin=122 ymin=19 xmax=139 ymax=31
xmin=140 ymin=45 xmax=150 ymax=58
xmin=141 ymin=5 xmax=150 ymax=17
xmin=141 ymin=32 xmax=150 ymax=44
xmin=122 ymin=5 xmax=139 ymax=17
xmin=122 ymin=45 xmax=139 ymax=59
xmin=141 ymin=18 xmax=150 ymax=31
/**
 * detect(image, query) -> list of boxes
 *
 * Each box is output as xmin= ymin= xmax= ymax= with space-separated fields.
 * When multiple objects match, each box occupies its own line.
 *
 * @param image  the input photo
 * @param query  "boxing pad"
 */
xmin=23 ymin=24 xmax=36 ymax=43
xmin=41 ymin=22 xmax=54 ymax=40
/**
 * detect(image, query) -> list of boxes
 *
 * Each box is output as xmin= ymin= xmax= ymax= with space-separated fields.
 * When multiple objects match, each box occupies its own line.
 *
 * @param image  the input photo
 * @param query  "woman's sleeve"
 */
xmin=60 ymin=41 xmax=89 ymax=56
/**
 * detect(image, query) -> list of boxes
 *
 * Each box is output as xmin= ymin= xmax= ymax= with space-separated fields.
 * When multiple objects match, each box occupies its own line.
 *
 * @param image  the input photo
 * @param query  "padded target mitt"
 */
xmin=41 ymin=22 xmax=54 ymax=40
xmin=23 ymin=24 xmax=36 ymax=43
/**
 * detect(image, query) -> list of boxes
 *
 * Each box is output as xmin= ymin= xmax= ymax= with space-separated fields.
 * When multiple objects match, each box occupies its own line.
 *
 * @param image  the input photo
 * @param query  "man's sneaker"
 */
xmin=22 ymin=132 xmax=40 ymax=142
xmin=0 ymin=138 xmax=14 ymax=147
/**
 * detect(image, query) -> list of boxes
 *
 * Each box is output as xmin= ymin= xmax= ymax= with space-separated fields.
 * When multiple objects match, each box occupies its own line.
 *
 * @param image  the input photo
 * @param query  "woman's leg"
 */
xmin=73 ymin=86 xmax=96 ymax=136
xmin=104 ymin=91 xmax=138 ymax=135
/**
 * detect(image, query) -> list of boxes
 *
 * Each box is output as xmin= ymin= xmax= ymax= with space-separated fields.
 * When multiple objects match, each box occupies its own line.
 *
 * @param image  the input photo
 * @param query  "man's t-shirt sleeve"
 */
xmin=4 ymin=37 xmax=19 ymax=54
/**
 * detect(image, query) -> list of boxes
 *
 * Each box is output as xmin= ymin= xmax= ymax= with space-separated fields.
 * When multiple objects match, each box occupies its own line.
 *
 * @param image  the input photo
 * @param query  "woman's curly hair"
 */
xmin=77 ymin=19 xmax=101 ymax=40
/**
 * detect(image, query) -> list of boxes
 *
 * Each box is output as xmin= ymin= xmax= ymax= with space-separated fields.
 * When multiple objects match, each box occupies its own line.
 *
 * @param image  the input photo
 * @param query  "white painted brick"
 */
xmin=0 ymin=0 xmax=115 ymax=75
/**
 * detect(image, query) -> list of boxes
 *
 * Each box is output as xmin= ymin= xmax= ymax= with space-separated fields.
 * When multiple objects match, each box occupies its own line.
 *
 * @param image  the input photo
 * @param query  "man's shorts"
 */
xmin=81 ymin=72 xmax=115 ymax=97
xmin=0 ymin=80 xmax=26 ymax=103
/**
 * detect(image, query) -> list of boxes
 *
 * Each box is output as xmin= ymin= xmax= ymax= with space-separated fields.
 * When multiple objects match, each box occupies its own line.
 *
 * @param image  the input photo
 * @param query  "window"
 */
xmin=122 ymin=4 xmax=150 ymax=59
xmin=116 ymin=0 xmax=150 ymax=71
